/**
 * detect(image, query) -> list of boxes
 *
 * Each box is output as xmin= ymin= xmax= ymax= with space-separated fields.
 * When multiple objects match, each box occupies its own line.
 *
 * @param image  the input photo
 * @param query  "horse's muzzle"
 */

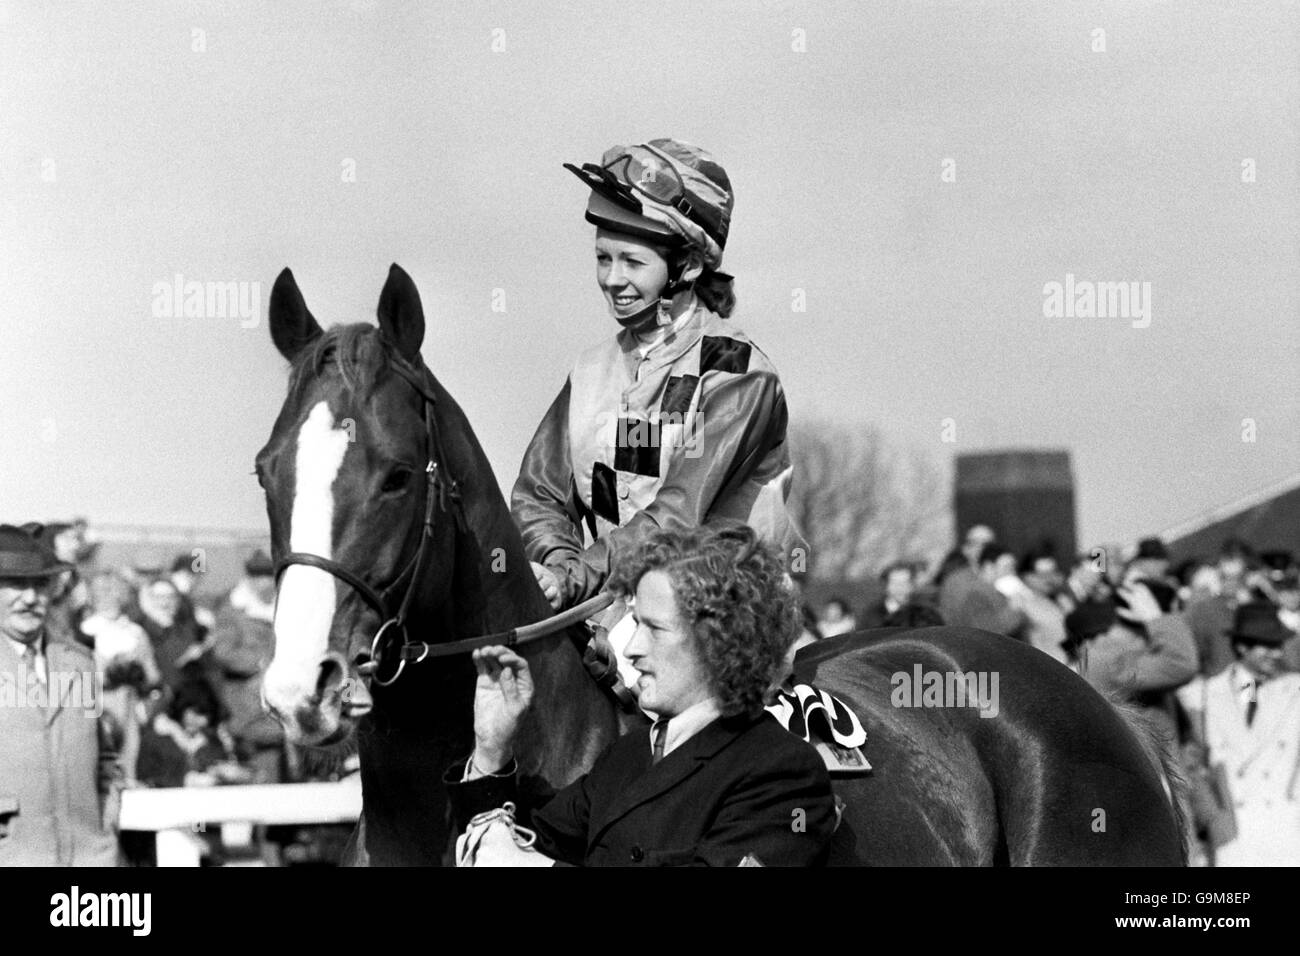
xmin=263 ymin=651 xmax=363 ymax=745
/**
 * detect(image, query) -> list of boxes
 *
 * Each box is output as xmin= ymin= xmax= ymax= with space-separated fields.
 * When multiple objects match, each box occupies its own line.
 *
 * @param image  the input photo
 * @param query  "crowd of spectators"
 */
xmin=7 ymin=514 xmax=1295 ymax=867
xmin=5 ymin=519 xmax=354 ymax=866
xmin=809 ymin=525 xmax=1300 ymax=867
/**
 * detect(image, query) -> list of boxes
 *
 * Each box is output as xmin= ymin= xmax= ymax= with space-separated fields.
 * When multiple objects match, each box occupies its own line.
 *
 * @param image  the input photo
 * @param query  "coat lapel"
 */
xmin=0 ymin=631 xmax=54 ymax=720
xmin=589 ymin=714 xmax=755 ymax=844
xmin=43 ymin=639 xmax=93 ymax=724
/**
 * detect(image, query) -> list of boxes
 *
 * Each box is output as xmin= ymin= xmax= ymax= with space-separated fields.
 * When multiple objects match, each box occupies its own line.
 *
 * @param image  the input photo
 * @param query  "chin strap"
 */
xmin=615 ymin=257 xmax=694 ymax=330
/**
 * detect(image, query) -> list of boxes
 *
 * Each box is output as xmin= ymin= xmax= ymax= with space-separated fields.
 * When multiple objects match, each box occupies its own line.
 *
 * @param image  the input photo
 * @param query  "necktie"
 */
xmin=1241 ymin=676 xmax=1258 ymax=727
xmin=651 ymin=720 xmax=668 ymax=764
xmin=21 ymin=642 xmax=43 ymax=685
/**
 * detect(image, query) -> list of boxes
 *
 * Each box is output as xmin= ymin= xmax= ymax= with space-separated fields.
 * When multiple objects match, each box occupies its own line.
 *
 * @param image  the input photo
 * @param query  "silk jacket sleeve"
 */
xmin=510 ymin=378 xmax=589 ymax=570
xmin=514 ymin=369 xmax=791 ymax=609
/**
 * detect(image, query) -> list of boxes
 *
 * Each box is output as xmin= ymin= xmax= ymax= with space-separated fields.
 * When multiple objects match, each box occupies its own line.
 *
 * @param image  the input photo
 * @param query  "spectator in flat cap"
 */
xmin=1177 ymin=602 xmax=1300 ymax=866
xmin=0 ymin=525 xmax=122 ymax=865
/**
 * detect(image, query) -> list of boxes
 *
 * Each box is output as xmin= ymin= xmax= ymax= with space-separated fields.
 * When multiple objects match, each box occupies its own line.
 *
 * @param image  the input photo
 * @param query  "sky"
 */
xmin=1 ymin=0 xmax=1296 ymax=550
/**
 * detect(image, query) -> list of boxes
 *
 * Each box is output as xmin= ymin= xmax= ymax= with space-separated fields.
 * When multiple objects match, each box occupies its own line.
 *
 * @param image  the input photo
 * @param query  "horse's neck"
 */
xmin=433 ymin=386 xmax=620 ymax=786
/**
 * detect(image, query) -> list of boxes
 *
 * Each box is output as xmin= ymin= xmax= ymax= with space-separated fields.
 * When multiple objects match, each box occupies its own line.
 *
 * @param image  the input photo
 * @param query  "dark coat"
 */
xmin=136 ymin=723 xmax=226 ymax=789
xmin=446 ymin=713 xmax=837 ymax=867
xmin=136 ymin=609 xmax=209 ymax=693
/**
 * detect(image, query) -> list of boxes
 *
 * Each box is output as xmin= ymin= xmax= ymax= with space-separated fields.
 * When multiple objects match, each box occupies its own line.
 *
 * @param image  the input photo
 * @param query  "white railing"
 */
xmin=119 ymin=778 xmax=361 ymax=866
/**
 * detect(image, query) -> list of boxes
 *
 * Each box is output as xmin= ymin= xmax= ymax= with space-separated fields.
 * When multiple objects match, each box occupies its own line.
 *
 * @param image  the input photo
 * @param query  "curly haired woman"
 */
xmin=444 ymin=523 xmax=837 ymax=867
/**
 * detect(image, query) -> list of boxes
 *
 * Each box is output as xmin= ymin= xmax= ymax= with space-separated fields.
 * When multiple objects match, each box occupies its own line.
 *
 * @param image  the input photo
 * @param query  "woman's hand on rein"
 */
xmin=470 ymin=646 xmax=534 ymax=774
xmin=530 ymin=561 xmax=563 ymax=611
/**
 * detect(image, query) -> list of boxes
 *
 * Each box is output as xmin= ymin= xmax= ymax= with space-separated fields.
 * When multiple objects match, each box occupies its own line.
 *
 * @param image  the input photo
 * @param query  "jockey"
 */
xmin=513 ymin=139 xmax=805 ymax=617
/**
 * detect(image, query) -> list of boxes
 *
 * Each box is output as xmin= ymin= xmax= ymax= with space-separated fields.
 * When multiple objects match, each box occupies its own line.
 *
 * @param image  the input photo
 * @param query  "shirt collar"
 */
xmin=649 ymin=696 xmax=722 ymax=760
xmin=1232 ymin=663 xmax=1262 ymax=697
xmin=6 ymin=632 xmax=45 ymax=663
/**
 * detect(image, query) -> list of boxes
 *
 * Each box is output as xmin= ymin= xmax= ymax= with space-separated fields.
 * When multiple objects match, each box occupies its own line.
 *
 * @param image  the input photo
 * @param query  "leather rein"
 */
xmin=273 ymin=356 xmax=612 ymax=686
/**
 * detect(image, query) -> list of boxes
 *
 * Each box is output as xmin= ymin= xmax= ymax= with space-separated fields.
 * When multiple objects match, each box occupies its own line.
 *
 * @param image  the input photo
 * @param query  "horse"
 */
xmin=256 ymin=264 xmax=1186 ymax=866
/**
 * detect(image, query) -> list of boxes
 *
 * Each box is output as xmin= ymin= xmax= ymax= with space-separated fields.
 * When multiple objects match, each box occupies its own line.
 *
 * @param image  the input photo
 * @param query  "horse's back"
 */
xmin=797 ymin=626 xmax=1185 ymax=866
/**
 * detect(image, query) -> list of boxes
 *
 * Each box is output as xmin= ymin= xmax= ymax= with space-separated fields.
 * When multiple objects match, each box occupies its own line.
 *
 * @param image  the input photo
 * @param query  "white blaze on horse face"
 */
xmin=269 ymin=401 xmax=351 ymax=697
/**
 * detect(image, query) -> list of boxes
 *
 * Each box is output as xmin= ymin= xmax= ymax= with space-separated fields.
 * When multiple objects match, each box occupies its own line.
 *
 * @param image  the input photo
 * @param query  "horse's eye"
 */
xmin=381 ymin=467 xmax=413 ymax=495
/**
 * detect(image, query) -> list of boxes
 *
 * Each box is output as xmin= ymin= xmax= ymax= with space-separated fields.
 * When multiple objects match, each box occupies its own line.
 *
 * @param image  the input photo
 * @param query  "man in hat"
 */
xmin=0 ymin=525 xmax=122 ymax=865
xmin=210 ymin=549 xmax=284 ymax=782
xmin=1177 ymin=602 xmax=1300 ymax=866
xmin=1184 ymin=537 xmax=1260 ymax=677
xmin=25 ymin=520 xmax=95 ymax=649
xmin=1062 ymin=581 xmax=1199 ymax=745
xmin=1127 ymin=536 xmax=1173 ymax=586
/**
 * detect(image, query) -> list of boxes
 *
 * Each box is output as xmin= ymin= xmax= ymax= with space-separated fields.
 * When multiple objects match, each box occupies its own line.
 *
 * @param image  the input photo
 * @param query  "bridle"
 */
xmin=273 ymin=355 xmax=613 ymax=687
xmin=274 ymin=356 xmax=466 ymax=687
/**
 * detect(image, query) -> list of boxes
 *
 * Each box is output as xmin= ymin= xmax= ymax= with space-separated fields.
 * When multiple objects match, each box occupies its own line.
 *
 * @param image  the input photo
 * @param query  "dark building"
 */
xmin=1163 ymin=473 xmax=1300 ymax=563
xmin=954 ymin=450 xmax=1077 ymax=562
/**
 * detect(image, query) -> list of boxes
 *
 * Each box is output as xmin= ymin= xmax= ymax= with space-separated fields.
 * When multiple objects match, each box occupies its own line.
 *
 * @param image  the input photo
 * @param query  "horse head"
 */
xmin=258 ymin=264 xmax=461 ymax=746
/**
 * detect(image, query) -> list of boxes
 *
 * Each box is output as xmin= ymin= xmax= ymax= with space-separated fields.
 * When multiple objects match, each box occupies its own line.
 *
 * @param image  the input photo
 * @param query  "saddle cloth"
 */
xmin=765 ymin=683 xmax=867 ymax=749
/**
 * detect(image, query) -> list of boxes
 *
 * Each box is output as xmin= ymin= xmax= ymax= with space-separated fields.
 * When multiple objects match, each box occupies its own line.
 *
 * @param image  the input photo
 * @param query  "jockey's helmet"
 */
xmin=565 ymin=139 xmax=734 ymax=270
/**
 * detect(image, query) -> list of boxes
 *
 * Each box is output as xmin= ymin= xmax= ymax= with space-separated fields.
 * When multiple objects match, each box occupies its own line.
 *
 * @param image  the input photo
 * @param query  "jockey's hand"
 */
xmin=470 ymin=646 xmax=534 ymax=774
xmin=532 ymin=561 xmax=564 ymax=610
xmin=530 ymin=562 xmax=563 ymax=611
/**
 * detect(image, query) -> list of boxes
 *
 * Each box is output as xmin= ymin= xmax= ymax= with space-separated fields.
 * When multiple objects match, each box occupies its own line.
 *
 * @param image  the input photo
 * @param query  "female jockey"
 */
xmin=512 ymin=139 xmax=804 ymax=613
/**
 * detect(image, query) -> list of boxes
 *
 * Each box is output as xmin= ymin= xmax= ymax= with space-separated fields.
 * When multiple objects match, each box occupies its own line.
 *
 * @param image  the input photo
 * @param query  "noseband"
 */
xmin=274 ymin=356 xmax=466 ymax=687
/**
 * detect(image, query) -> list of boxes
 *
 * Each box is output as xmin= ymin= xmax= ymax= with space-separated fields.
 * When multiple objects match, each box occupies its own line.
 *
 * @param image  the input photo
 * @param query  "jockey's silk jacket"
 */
xmin=511 ymin=302 xmax=805 ymax=609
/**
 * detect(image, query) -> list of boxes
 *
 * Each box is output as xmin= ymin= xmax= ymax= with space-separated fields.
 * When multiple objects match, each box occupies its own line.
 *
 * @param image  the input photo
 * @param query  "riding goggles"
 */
xmin=565 ymin=144 xmax=725 ymax=250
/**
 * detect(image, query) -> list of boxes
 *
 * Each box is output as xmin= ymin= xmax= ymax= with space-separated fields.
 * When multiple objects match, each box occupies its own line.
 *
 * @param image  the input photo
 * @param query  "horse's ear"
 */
xmin=376 ymin=263 xmax=425 ymax=364
xmin=269 ymin=268 xmax=323 ymax=362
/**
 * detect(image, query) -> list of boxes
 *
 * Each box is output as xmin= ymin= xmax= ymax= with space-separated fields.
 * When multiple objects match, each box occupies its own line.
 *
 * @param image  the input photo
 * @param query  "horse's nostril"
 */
xmin=316 ymin=653 xmax=349 ymax=699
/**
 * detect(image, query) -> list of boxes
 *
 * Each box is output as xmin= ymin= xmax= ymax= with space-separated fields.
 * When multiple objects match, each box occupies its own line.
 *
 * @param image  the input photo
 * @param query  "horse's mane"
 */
xmin=1106 ymin=693 xmax=1191 ymax=864
xmin=286 ymin=324 xmax=395 ymax=402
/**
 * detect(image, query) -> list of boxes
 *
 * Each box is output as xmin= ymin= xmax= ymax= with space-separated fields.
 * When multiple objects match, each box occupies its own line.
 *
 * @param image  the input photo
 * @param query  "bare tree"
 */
xmin=788 ymin=418 xmax=951 ymax=584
